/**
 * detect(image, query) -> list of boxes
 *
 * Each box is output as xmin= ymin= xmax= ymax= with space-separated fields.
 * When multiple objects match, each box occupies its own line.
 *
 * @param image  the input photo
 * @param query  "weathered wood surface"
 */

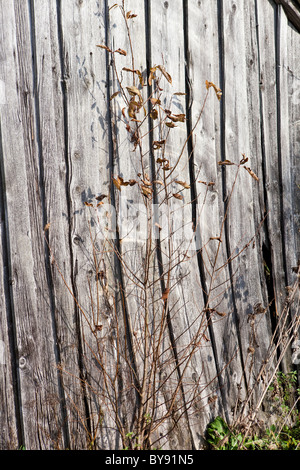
xmin=274 ymin=0 xmax=300 ymax=31
xmin=0 ymin=0 xmax=299 ymax=450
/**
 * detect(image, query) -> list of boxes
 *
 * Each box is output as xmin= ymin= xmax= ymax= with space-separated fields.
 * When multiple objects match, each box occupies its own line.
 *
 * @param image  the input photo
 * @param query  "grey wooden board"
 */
xmin=288 ymin=18 xmax=300 ymax=267
xmin=58 ymin=0 xmax=119 ymax=449
xmin=0 ymin=0 xmax=65 ymax=449
xmin=221 ymin=0 xmax=274 ymax=406
xmin=31 ymin=0 xmax=90 ymax=449
xmin=0 ymin=0 xmax=299 ymax=450
xmin=0 ymin=184 xmax=19 ymax=449
xmin=187 ymin=0 xmax=247 ymax=422
xmin=106 ymin=0 xmax=156 ymax=448
xmin=149 ymin=0 xmax=222 ymax=448
xmin=256 ymin=1 xmax=298 ymax=374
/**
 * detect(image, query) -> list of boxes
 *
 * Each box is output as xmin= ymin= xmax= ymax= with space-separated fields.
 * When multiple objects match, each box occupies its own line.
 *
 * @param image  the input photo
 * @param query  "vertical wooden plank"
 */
xmin=256 ymin=1 xmax=298 ymax=376
xmin=276 ymin=8 xmax=299 ymax=373
xmin=242 ymin=0 xmax=277 ymax=396
xmin=0 ymin=0 xmax=64 ymax=449
xmin=149 ymin=0 xmax=221 ymax=448
xmin=286 ymin=15 xmax=300 ymax=377
xmin=222 ymin=0 xmax=272 ymax=404
xmin=244 ymin=0 xmax=269 ymax=228
xmin=257 ymin=0 xmax=287 ymax=317
xmin=0 ymin=9 xmax=19 ymax=448
xmin=150 ymin=2 xmax=195 ymax=450
xmin=59 ymin=0 xmax=119 ymax=449
xmin=278 ymin=8 xmax=298 ymax=286
xmin=288 ymin=24 xmax=300 ymax=268
xmin=187 ymin=0 xmax=246 ymax=423
xmin=106 ymin=0 xmax=153 ymax=448
xmin=30 ymin=0 xmax=89 ymax=449
xmin=0 ymin=160 xmax=19 ymax=449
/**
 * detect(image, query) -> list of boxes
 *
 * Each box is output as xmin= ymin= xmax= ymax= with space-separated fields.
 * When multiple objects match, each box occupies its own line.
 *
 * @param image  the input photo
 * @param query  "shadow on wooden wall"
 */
xmin=0 ymin=0 xmax=299 ymax=450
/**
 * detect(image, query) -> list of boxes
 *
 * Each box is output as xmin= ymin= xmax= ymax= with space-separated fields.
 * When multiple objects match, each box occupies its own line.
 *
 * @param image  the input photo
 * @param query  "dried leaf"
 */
xmin=168 ymin=113 xmax=185 ymax=123
xmin=198 ymin=180 xmax=215 ymax=187
xmin=122 ymin=67 xmax=136 ymax=73
xmin=44 ymin=222 xmax=51 ymax=231
xmin=114 ymin=48 xmax=127 ymax=56
xmin=156 ymin=65 xmax=172 ymax=84
xmin=130 ymin=129 xmax=139 ymax=148
xmin=141 ymin=185 xmax=153 ymax=198
xmin=162 ymin=288 xmax=170 ymax=301
xmin=173 ymin=92 xmax=186 ymax=96
xmin=244 ymin=166 xmax=259 ymax=181
xmin=95 ymin=194 xmax=107 ymax=201
xmin=215 ymin=311 xmax=227 ymax=317
xmin=175 ymin=180 xmax=190 ymax=189
xmin=113 ymin=176 xmax=130 ymax=191
xmin=110 ymin=91 xmax=120 ymax=101
xmin=165 ymin=121 xmax=176 ymax=128
xmin=218 ymin=160 xmax=234 ymax=166
xmin=150 ymin=108 xmax=158 ymax=120
xmin=148 ymin=68 xmax=156 ymax=87
xmin=128 ymin=100 xmax=137 ymax=119
xmin=205 ymin=80 xmax=222 ymax=101
xmin=173 ymin=193 xmax=183 ymax=200
xmin=162 ymin=161 xmax=172 ymax=171
xmin=122 ymin=67 xmax=144 ymax=87
xmin=126 ymin=10 xmax=137 ymax=19
xmin=156 ymin=157 xmax=168 ymax=164
xmin=152 ymin=140 xmax=165 ymax=150
xmin=96 ymin=44 xmax=112 ymax=53
xmin=150 ymin=98 xmax=161 ymax=106
xmin=126 ymin=85 xmax=142 ymax=104
xmin=94 ymin=324 xmax=103 ymax=332
xmin=119 ymin=177 xmax=129 ymax=186
xmin=240 ymin=153 xmax=249 ymax=165
xmin=141 ymin=178 xmax=152 ymax=187
xmin=136 ymin=70 xmax=144 ymax=87
xmin=84 ymin=202 xmax=94 ymax=207
xmin=113 ymin=177 xmax=122 ymax=191
xmin=126 ymin=85 xmax=141 ymax=96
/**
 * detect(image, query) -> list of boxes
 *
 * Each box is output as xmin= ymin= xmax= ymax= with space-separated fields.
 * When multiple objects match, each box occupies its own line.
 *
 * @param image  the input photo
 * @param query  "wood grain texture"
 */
xmin=274 ymin=0 xmax=300 ymax=31
xmin=0 ymin=0 xmax=65 ymax=449
xmin=222 ymin=0 xmax=273 ymax=404
xmin=0 ymin=0 xmax=299 ymax=449
xmin=287 ymin=15 xmax=300 ymax=267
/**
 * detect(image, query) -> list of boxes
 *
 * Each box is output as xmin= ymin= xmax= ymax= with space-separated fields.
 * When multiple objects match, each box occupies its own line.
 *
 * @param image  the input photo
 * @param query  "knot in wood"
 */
xmin=19 ymin=356 xmax=27 ymax=369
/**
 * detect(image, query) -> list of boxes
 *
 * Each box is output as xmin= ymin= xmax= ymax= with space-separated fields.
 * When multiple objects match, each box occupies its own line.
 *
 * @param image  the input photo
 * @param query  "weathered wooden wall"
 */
xmin=0 ymin=0 xmax=299 ymax=450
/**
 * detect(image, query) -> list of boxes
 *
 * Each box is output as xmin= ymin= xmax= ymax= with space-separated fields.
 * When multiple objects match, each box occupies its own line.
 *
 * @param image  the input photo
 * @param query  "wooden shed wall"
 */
xmin=0 ymin=0 xmax=299 ymax=450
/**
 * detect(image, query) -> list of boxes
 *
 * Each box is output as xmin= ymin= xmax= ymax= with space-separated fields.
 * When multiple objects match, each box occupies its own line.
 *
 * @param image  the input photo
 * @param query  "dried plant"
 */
xmin=44 ymin=2 xmax=296 ymax=450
